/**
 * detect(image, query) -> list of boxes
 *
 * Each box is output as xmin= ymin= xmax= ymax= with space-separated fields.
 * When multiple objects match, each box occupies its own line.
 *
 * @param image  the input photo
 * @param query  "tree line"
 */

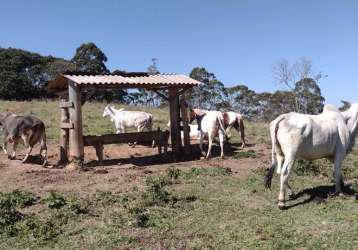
xmin=0 ymin=42 xmax=326 ymax=121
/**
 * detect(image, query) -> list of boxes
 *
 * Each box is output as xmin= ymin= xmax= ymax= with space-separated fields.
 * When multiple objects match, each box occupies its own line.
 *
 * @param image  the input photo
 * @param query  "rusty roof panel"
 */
xmin=47 ymin=73 xmax=201 ymax=91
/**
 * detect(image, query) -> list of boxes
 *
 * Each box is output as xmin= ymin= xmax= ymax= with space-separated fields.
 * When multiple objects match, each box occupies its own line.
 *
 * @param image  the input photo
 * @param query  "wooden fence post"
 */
xmin=180 ymin=99 xmax=191 ymax=155
xmin=169 ymin=87 xmax=182 ymax=155
xmin=68 ymin=81 xmax=84 ymax=161
xmin=59 ymin=99 xmax=70 ymax=164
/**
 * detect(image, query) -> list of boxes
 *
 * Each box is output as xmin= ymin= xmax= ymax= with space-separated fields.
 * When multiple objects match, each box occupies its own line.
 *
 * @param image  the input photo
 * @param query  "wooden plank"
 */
xmin=60 ymin=122 xmax=74 ymax=129
xmin=68 ymin=81 xmax=84 ymax=160
xmin=169 ymin=88 xmax=182 ymax=154
xmin=59 ymin=101 xmax=73 ymax=109
xmin=83 ymin=130 xmax=170 ymax=147
xmin=180 ymin=99 xmax=191 ymax=155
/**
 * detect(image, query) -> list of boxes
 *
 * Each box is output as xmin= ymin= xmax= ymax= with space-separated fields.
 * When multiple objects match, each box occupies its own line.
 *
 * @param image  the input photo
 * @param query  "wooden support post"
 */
xmin=59 ymin=99 xmax=70 ymax=164
xmin=180 ymin=99 xmax=191 ymax=155
xmin=68 ymin=81 xmax=84 ymax=161
xmin=169 ymin=88 xmax=182 ymax=155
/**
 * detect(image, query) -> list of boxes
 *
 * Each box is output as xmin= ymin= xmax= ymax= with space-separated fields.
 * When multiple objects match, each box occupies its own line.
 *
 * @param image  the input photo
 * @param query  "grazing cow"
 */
xmin=0 ymin=112 xmax=47 ymax=166
xmin=191 ymin=109 xmax=227 ymax=159
xmin=264 ymin=103 xmax=358 ymax=209
xmin=223 ymin=111 xmax=246 ymax=148
xmin=103 ymin=105 xmax=153 ymax=133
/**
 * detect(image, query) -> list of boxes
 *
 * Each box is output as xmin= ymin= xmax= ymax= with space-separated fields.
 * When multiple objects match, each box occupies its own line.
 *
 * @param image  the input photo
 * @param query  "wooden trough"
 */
xmin=83 ymin=129 xmax=170 ymax=162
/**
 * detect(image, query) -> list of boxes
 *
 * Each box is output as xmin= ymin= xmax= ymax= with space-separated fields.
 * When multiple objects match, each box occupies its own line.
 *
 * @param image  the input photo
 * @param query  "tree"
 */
xmin=272 ymin=57 xmax=326 ymax=114
xmin=187 ymin=67 xmax=228 ymax=110
xmin=71 ymin=42 xmax=109 ymax=73
xmin=0 ymin=48 xmax=75 ymax=100
xmin=294 ymin=78 xmax=325 ymax=114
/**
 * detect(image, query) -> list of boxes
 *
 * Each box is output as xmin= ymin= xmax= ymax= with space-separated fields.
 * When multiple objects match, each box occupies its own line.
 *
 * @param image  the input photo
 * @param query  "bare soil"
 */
xmin=0 ymin=140 xmax=270 ymax=196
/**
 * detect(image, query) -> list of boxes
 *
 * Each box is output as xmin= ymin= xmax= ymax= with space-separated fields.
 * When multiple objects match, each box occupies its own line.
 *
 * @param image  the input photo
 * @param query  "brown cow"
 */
xmin=0 ymin=112 xmax=47 ymax=166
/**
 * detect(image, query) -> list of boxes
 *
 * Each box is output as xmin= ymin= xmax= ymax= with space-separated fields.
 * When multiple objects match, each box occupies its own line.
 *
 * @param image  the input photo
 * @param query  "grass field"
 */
xmin=0 ymin=100 xmax=357 ymax=249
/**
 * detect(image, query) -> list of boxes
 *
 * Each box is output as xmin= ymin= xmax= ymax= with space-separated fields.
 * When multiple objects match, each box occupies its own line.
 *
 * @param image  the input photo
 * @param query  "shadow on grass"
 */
xmin=284 ymin=184 xmax=358 ymax=209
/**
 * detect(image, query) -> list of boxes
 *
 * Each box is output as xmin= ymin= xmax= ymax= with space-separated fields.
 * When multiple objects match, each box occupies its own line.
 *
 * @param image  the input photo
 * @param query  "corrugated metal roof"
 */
xmin=47 ymin=73 xmax=201 ymax=91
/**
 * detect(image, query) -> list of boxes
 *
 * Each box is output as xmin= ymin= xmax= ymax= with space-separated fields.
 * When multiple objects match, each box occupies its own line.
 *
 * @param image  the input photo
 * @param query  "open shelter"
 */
xmin=47 ymin=72 xmax=201 ymax=164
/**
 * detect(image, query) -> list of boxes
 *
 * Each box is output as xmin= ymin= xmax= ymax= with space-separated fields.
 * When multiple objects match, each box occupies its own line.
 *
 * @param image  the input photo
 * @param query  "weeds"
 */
xmin=44 ymin=191 xmax=66 ymax=209
xmin=234 ymin=150 xmax=257 ymax=159
xmin=0 ymin=190 xmax=37 ymax=208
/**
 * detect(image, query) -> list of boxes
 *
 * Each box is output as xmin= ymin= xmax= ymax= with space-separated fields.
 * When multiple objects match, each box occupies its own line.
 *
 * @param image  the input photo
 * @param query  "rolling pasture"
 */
xmin=0 ymin=101 xmax=357 ymax=249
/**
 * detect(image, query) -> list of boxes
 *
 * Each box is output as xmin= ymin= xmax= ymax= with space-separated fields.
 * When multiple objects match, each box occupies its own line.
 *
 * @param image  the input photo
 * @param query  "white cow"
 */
xmin=192 ymin=110 xmax=227 ymax=159
xmin=103 ymin=105 xmax=153 ymax=133
xmin=265 ymin=103 xmax=358 ymax=209
xmin=167 ymin=121 xmax=201 ymax=141
xmin=223 ymin=111 xmax=246 ymax=148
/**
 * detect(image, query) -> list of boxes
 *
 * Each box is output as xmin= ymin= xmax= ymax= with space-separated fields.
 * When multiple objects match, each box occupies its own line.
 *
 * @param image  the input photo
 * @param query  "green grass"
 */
xmin=0 ymin=101 xmax=357 ymax=249
xmin=0 ymin=100 xmax=170 ymax=140
xmin=0 ymin=167 xmax=356 ymax=249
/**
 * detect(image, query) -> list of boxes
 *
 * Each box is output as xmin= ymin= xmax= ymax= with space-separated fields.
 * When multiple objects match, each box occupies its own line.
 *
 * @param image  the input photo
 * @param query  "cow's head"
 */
xmin=0 ymin=112 xmax=13 ymax=126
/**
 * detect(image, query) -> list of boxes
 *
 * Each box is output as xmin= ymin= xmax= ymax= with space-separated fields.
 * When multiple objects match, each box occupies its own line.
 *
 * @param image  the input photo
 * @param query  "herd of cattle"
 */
xmin=102 ymin=105 xmax=246 ymax=159
xmin=0 ymin=102 xmax=357 ymax=209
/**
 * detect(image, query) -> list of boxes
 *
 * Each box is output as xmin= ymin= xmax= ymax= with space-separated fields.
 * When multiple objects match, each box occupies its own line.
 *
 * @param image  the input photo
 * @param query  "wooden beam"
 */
xmin=60 ymin=122 xmax=74 ymax=129
xmin=169 ymin=88 xmax=182 ymax=155
xmin=177 ymin=87 xmax=190 ymax=97
xmin=59 ymin=101 xmax=73 ymax=109
xmin=152 ymin=89 xmax=169 ymax=101
xmin=83 ymin=130 xmax=169 ymax=146
xmin=68 ymin=81 xmax=84 ymax=160
xmin=180 ymin=99 xmax=191 ymax=155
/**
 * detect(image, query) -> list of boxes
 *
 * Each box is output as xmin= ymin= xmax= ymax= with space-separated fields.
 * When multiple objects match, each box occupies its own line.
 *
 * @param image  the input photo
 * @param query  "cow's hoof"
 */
xmin=8 ymin=155 xmax=15 ymax=160
xmin=220 ymin=156 xmax=225 ymax=160
xmin=200 ymin=156 xmax=205 ymax=160
xmin=42 ymin=161 xmax=48 ymax=167
xmin=278 ymin=201 xmax=285 ymax=210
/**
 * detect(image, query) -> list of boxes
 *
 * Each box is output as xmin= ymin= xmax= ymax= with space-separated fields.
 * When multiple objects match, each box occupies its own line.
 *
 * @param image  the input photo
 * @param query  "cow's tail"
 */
xmin=238 ymin=116 xmax=246 ymax=147
xmin=216 ymin=112 xmax=227 ymax=137
xmin=264 ymin=115 xmax=285 ymax=189
xmin=148 ymin=114 xmax=153 ymax=131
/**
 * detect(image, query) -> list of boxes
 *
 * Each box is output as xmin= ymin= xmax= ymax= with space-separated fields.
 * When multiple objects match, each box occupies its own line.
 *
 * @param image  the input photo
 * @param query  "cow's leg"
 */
xmin=39 ymin=134 xmax=47 ymax=167
xmin=218 ymin=129 xmax=225 ymax=159
xmin=276 ymin=154 xmax=285 ymax=174
xmin=205 ymin=133 xmax=213 ymax=159
xmin=286 ymin=182 xmax=295 ymax=199
xmin=199 ymin=131 xmax=206 ymax=157
xmin=9 ymin=142 xmax=17 ymax=160
xmin=225 ymin=126 xmax=232 ymax=141
xmin=278 ymin=155 xmax=295 ymax=209
xmin=2 ymin=132 xmax=8 ymax=154
xmin=2 ymin=141 xmax=7 ymax=155
xmin=21 ymin=135 xmax=32 ymax=163
xmin=333 ymin=150 xmax=345 ymax=194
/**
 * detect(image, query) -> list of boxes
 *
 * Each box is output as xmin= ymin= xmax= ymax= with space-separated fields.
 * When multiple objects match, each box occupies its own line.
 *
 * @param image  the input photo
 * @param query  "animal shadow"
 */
xmin=284 ymin=184 xmax=358 ymax=209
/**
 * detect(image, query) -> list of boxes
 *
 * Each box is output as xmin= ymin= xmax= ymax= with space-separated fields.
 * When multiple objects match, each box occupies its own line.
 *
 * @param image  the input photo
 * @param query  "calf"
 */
xmin=0 ymin=112 xmax=47 ymax=166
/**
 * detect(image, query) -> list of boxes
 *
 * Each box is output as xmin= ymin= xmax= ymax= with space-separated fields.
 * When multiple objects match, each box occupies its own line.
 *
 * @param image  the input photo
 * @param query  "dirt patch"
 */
xmin=0 ymin=140 xmax=270 ymax=196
